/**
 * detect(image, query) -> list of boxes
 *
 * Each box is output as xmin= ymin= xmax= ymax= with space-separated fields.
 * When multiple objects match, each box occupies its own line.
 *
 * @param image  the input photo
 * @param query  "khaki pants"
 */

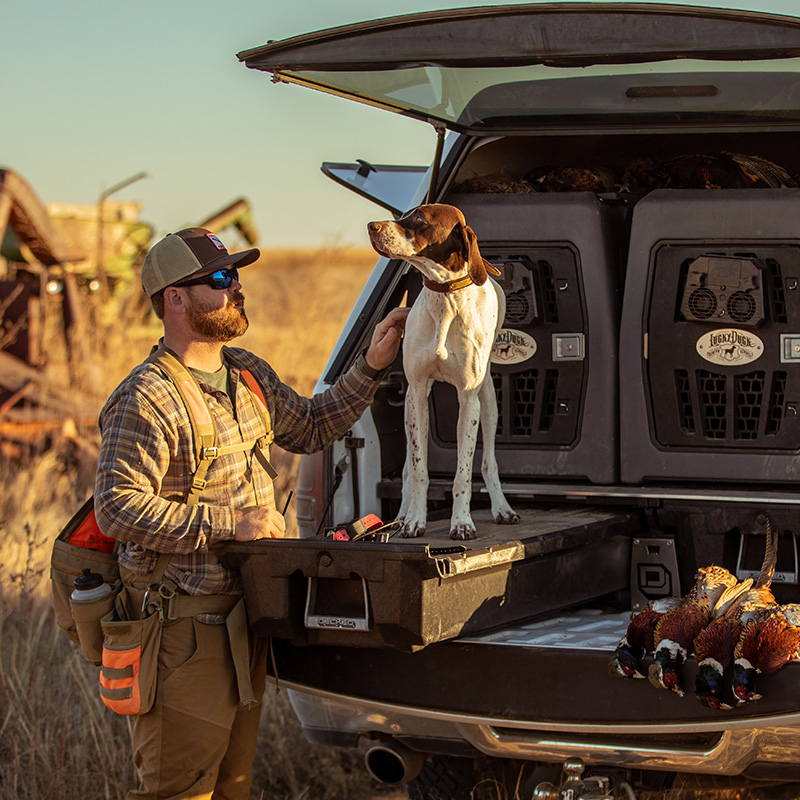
xmin=126 ymin=614 xmax=268 ymax=800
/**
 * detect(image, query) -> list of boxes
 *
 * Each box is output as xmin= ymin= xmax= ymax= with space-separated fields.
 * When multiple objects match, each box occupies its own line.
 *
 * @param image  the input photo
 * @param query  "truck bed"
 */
xmin=270 ymin=608 xmax=800 ymax=727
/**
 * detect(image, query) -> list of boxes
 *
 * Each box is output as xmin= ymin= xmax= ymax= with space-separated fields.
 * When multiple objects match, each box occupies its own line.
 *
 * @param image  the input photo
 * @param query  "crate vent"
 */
xmin=734 ymin=371 xmax=765 ymax=440
xmin=541 ymin=369 xmax=559 ymax=432
xmin=698 ymin=370 xmax=727 ymax=439
xmin=512 ymin=370 xmax=538 ymax=436
xmin=675 ymin=369 xmax=695 ymax=433
xmin=766 ymin=370 xmax=788 ymax=436
xmin=767 ymin=258 xmax=788 ymax=324
xmin=540 ymin=261 xmax=560 ymax=323
xmin=505 ymin=292 xmax=532 ymax=325
xmin=727 ymin=292 xmax=757 ymax=324
xmin=687 ymin=288 xmax=717 ymax=319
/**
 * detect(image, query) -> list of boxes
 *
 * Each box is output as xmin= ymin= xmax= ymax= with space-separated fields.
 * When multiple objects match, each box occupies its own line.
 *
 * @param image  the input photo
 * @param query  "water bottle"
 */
xmin=70 ymin=568 xmax=115 ymax=664
xmin=71 ymin=568 xmax=113 ymax=602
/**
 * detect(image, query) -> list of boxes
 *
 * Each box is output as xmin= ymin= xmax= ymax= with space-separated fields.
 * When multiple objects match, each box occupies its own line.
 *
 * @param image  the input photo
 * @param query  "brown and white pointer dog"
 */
xmin=368 ymin=204 xmax=519 ymax=540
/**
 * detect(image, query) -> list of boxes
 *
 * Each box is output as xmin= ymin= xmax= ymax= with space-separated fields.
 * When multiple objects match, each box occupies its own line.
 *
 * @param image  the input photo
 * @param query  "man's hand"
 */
xmin=233 ymin=506 xmax=286 ymax=541
xmin=365 ymin=307 xmax=411 ymax=371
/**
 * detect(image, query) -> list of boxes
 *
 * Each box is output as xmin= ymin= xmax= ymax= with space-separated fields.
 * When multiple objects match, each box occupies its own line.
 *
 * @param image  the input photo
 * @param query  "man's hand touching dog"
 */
xmin=365 ymin=307 xmax=410 ymax=371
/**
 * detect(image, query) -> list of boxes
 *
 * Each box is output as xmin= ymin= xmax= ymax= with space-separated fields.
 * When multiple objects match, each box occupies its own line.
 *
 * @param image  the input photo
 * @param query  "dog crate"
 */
xmin=619 ymin=188 xmax=800 ymax=483
xmin=427 ymin=193 xmax=622 ymax=484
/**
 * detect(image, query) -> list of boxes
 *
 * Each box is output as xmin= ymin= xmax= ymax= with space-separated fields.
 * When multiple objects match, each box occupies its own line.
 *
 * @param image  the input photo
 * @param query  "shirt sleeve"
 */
xmin=258 ymin=359 xmax=383 ymax=455
xmin=94 ymin=383 xmax=235 ymax=554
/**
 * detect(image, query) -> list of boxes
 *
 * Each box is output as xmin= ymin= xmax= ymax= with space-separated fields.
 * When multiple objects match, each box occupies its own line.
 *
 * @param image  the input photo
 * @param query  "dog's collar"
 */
xmin=422 ymin=275 xmax=473 ymax=294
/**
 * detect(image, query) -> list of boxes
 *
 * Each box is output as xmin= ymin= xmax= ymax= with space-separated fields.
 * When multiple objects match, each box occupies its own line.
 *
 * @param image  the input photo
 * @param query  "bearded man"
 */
xmin=94 ymin=227 xmax=408 ymax=799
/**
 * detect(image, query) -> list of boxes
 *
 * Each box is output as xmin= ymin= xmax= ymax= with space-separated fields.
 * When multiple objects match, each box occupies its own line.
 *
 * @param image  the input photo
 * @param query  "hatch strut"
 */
xmin=426 ymin=123 xmax=446 ymax=203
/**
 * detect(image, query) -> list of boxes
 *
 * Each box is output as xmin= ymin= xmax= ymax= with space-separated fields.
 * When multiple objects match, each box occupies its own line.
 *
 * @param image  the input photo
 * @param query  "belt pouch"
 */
xmin=99 ymin=608 xmax=162 ymax=716
xmin=70 ymin=583 xmax=121 ymax=665
xmin=51 ymin=538 xmax=118 ymax=645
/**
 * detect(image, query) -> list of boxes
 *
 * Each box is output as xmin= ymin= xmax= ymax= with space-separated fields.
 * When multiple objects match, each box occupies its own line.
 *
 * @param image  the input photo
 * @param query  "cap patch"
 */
xmin=206 ymin=233 xmax=226 ymax=251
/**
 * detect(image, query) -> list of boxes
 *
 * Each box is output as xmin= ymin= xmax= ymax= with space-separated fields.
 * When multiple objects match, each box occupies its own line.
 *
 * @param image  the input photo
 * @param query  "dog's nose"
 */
xmin=368 ymin=221 xmax=382 ymax=233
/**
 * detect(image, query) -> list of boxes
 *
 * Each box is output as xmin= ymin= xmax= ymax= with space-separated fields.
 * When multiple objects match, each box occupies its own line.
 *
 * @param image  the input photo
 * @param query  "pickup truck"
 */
xmin=225 ymin=5 xmax=800 ymax=798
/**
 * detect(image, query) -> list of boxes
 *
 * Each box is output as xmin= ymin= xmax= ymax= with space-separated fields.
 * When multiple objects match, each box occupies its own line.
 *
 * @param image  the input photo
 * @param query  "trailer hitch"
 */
xmin=533 ymin=758 xmax=637 ymax=800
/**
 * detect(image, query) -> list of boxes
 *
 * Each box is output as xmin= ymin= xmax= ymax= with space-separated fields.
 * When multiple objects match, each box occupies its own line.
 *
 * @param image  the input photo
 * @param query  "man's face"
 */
xmin=184 ymin=282 xmax=249 ymax=342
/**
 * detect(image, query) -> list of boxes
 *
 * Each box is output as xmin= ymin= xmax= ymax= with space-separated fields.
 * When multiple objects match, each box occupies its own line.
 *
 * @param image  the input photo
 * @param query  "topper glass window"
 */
xmin=239 ymin=4 xmax=800 ymax=134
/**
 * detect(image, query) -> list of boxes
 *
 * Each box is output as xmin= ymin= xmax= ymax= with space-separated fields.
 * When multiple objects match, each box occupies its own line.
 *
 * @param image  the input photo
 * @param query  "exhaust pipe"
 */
xmin=364 ymin=739 xmax=426 ymax=784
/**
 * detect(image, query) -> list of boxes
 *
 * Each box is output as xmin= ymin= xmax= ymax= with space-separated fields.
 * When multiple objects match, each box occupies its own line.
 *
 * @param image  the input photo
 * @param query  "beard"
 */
xmin=186 ymin=289 xmax=249 ymax=341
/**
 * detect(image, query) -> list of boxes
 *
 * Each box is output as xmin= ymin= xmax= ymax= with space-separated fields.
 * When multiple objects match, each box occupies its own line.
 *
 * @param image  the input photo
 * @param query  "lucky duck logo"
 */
xmin=492 ymin=328 xmax=537 ymax=364
xmin=696 ymin=328 xmax=764 ymax=366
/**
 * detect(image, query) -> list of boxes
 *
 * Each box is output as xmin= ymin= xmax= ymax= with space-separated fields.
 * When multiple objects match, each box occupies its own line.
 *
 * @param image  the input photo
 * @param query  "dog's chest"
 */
xmin=403 ymin=290 xmax=497 ymax=385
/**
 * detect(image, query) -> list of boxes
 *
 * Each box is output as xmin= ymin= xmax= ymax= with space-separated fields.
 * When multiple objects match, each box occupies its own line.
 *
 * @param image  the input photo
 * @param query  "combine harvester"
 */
xmin=0 ymin=168 xmax=257 ymax=451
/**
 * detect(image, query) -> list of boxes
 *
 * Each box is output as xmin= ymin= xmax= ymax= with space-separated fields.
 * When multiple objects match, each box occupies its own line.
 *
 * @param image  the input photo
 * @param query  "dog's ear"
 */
xmin=459 ymin=224 xmax=500 ymax=285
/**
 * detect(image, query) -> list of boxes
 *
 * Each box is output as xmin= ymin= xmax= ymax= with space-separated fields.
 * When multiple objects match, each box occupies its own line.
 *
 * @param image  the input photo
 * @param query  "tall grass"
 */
xmin=0 ymin=246 xmax=403 ymax=800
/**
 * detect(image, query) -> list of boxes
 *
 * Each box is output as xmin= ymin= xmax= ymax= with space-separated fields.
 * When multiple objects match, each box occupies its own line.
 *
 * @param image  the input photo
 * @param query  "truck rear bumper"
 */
xmin=286 ymin=682 xmax=800 ymax=779
xmin=272 ymin=610 xmax=800 ymax=779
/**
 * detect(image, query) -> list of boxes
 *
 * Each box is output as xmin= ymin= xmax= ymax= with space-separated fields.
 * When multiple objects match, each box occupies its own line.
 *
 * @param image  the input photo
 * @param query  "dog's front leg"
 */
xmin=450 ymin=389 xmax=481 ymax=540
xmin=399 ymin=378 xmax=431 ymax=537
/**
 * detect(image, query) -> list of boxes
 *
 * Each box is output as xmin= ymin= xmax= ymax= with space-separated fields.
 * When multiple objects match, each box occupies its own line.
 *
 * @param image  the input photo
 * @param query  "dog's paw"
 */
xmin=450 ymin=524 xmax=477 ymax=540
xmin=495 ymin=509 xmax=521 ymax=525
xmin=400 ymin=521 xmax=427 ymax=538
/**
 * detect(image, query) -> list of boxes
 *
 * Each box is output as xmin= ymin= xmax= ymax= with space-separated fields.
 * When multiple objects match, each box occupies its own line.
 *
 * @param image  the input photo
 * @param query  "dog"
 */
xmin=367 ymin=203 xmax=520 ymax=540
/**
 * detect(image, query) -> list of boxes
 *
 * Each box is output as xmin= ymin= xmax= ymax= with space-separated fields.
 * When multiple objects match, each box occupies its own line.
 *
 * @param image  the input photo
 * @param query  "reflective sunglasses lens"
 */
xmin=211 ymin=268 xmax=238 ymax=289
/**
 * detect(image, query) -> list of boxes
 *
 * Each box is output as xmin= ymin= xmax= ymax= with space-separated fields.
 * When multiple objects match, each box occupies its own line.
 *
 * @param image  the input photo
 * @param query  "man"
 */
xmin=94 ymin=227 xmax=408 ymax=799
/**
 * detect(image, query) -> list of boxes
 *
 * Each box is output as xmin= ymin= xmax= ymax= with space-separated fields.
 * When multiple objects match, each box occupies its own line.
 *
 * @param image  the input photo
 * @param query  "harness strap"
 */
xmin=144 ymin=351 xmax=279 ymax=500
xmin=226 ymin=598 xmax=257 ymax=706
xmin=145 ymin=349 xmax=218 ymax=507
xmin=240 ymin=368 xmax=278 ymax=479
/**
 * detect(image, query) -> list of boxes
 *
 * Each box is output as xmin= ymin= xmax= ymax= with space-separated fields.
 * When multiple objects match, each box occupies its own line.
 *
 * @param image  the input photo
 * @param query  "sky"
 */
xmin=4 ymin=0 xmax=800 ymax=250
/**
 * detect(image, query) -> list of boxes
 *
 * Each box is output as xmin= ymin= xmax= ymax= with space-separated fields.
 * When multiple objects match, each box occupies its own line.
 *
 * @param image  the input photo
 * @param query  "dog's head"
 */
xmin=367 ymin=204 xmax=499 ymax=286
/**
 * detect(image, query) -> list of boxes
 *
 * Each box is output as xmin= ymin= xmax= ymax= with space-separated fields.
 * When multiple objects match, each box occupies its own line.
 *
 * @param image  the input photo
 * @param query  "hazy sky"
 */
xmin=5 ymin=0 xmax=800 ymax=250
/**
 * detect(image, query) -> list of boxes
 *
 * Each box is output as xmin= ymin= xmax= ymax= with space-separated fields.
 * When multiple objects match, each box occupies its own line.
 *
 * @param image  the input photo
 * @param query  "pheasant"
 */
xmin=525 ymin=165 xmax=621 ymax=193
xmin=609 ymin=597 xmax=682 ymax=679
xmin=733 ymin=603 xmax=800 ymax=704
xmin=694 ymin=520 xmax=778 ymax=710
xmin=620 ymin=151 xmax=796 ymax=193
xmin=648 ymin=565 xmax=751 ymax=697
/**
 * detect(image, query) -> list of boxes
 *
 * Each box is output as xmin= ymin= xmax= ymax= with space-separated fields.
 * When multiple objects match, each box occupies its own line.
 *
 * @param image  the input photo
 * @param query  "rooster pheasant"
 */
xmin=733 ymin=603 xmax=800 ymax=704
xmin=693 ymin=519 xmax=778 ymax=710
xmin=609 ymin=597 xmax=682 ymax=679
xmin=648 ymin=565 xmax=752 ymax=697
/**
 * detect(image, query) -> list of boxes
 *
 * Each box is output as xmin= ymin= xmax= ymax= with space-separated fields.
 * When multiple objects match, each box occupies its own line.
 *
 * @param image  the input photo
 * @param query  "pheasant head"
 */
xmin=609 ymin=637 xmax=646 ymax=679
xmin=732 ymin=658 xmax=761 ymax=704
xmin=648 ymin=640 xmax=687 ymax=696
xmin=695 ymin=658 xmax=733 ymax=710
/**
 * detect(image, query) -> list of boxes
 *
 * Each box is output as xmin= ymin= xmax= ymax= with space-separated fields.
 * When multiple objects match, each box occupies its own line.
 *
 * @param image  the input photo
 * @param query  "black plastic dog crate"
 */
xmin=222 ymin=507 xmax=638 ymax=652
xmin=620 ymin=188 xmax=800 ymax=483
xmin=428 ymin=193 xmax=622 ymax=484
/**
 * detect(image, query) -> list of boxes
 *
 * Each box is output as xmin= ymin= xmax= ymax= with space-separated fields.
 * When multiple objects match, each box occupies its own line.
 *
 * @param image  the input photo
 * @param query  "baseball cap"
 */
xmin=141 ymin=227 xmax=260 ymax=296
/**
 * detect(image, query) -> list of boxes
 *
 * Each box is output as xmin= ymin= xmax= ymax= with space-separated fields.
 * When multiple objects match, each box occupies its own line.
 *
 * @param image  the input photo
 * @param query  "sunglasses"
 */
xmin=175 ymin=267 xmax=239 ymax=290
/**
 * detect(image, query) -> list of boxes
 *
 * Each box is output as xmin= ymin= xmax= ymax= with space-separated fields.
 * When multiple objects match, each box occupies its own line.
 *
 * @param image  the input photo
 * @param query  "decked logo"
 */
xmin=316 ymin=617 xmax=357 ymax=629
xmin=696 ymin=328 xmax=764 ymax=366
xmin=492 ymin=328 xmax=537 ymax=364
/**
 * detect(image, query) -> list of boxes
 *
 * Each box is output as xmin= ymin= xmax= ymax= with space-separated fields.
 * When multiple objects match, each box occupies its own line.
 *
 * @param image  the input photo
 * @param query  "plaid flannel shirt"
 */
xmin=95 ymin=345 xmax=380 ymax=603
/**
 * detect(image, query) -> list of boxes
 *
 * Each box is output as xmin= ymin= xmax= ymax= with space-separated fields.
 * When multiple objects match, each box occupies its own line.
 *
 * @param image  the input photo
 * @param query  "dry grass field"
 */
xmin=0 ymin=245 xmax=406 ymax=800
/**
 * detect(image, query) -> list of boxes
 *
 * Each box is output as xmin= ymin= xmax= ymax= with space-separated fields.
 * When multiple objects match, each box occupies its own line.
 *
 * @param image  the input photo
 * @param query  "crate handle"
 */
xmin=304 ymin=576 xmax=371 ymax=632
